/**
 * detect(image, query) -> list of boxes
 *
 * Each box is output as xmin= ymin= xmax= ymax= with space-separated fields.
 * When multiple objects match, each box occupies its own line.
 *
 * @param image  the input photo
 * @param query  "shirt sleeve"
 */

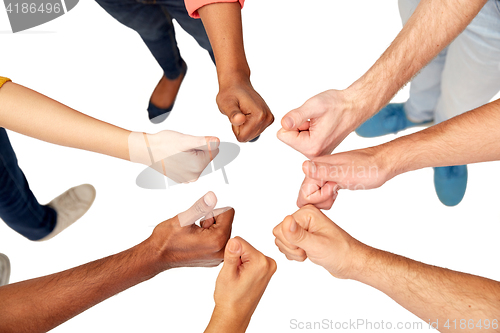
xmin=185 ymin=0 xmax=244 ymax=18
xmin=0 ymin=77 xmax=11 ymax=89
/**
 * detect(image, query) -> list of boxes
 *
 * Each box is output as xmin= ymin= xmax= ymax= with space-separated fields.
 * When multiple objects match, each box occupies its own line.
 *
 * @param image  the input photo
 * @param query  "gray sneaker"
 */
xmin=36 ymin=184 xmax=96 ymax=242
xmin=0 ymin=253 xmax=10 ymax=286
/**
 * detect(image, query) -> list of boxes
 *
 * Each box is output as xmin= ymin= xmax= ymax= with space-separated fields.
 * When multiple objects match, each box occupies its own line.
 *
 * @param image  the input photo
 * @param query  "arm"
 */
xmin=0 ymin=81 xmax=220 ymax=183
xmin=0 ymin=192 xmax=235 ymax=333
xmin=278 ymin=0 xmax=488 ymax=158
xmin=273 ymin=206 xmax=500 ymax=332
xmin=204 ymin=237 xmax=276 ymax=333
xmin=298 ymin=98 xmax=500 ymax=209
xmin=197 ymin=2 xmax=274 ymax=142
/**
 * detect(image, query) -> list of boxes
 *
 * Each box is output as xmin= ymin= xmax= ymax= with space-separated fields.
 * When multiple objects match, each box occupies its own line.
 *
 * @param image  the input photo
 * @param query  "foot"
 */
xmin=355 ymin=103 xmax=433 ymax=138
xmin=36 ymin=184 xmax=96 ymax=241
xmin=0 ymin=253 xmax=10 ymax=286
xmin=148 ymin=61 xmax=188 ymax=124
xmin=434 ymin=165 xmax=468 ymax=207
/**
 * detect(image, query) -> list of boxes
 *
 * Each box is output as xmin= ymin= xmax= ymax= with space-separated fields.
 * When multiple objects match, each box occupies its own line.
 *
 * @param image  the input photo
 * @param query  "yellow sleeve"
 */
xmin=0 ymin=77 xmax=11 ymax=88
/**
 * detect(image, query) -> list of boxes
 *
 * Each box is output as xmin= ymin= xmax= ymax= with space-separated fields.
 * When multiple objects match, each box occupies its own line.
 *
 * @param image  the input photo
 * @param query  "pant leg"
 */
xmin=435 ymin=0 xmax=500 ymax=124
xmin=95 ymin=0 xmax=185 ymax=79
xmin=399 ymin=0 xmax=447 ymax=122
xmin=0 ymin=129 xmax=56 ymax=240
xmin=158 ymin=0 xmax=215 ymax=63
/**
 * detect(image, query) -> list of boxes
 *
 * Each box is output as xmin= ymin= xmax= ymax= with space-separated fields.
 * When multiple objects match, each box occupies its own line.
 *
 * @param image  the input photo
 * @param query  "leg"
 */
xmin=159 ymin=0 xmax=215 ymax=63
xmin=399 ymin=0 xmax=447 ymax=122
xmin=95 ymin=0 xmax=185 ymax=79
xmin=433 ymin=0 xmax=500 ymax=206
xmin=435 ymin=0 xmax=500 ymax=124
xmin=94 ymin=0 xmax=188 ymax=122
xmin=0 ymin=128 xmax=56 ymax=240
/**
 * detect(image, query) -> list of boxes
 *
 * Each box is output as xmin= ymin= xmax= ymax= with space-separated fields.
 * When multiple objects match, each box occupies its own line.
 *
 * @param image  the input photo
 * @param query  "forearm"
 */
xmin=0 ymin=240 xmax=161 ymax=333
xmin=198 ymin=2 xmax=250 ymax=85
xmin=0 ymin=82 xmax=131 ymax=160
xmin=353 ymin=247 xmax=500 ymax=330
xmin=379 ymin=99 xmax=500 ymax=178
xmin=347 ymin=0 xmax=487 ymax=119
xmin=204 ymin=306 xmax=250 ymax=333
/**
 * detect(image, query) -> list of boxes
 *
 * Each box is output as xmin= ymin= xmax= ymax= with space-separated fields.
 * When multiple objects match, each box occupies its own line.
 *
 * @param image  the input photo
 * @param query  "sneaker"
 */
xmin=355 ymin=103 xmax=433 ymax=138
xmin=434 ymin=165 xmax=468 ymax=207
xmin=36 ymin=184 xmax=96 ymax=241
xmin=0 ymin=253 xmax=10 ymax=286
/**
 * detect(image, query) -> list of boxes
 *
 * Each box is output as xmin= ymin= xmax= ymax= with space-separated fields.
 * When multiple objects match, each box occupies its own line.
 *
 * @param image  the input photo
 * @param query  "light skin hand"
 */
xmin=274 ymin=206 xmax=500 ymax=332
xmin=297 ymin=146 xmax=394 ymax=209
xmin=129 ymin=130 xmax=220 ymax=184
xmin=198 ymin=2 xmax=274 ymax=142
xmin=277 ymin=89 xmax=362 ymax=159
xmin=273 ymin=205 xmax=366 ymax=279
xmin=205 ymin=237 xmax=277 ymax=333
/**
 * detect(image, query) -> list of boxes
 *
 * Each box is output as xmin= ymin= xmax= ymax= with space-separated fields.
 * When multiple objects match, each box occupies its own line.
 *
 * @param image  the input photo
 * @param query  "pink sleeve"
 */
xmin=185 ymin=0 xmax=245 ymax=18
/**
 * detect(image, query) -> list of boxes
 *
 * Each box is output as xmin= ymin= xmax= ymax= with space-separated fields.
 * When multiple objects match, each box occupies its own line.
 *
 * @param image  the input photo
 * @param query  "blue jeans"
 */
xmin=0 ymin=128 xmax=56 ymax=240
xmin=95 ymin=0 xmax=215 ymax=80
xmin=399 ymin=0 xmax=500 ymax=124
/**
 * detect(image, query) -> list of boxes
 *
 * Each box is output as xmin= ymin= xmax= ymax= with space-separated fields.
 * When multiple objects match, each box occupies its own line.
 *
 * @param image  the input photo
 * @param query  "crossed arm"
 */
xmin=0 ymin=193 xmax=276 ymax=333
xmin=273 ymin=206 xmax=500 ymax=332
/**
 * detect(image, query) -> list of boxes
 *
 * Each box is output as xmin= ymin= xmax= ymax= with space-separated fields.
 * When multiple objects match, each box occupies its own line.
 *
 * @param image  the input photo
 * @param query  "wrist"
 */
xmin=345 ymin=76 xmax=391 ymax=122
xmin=218 ymin=68 xmax=251 ymax=89
xmin=207 ymin=305 xmax=250 ymax=333
xmin=138 ymin=235 xmax=173 ymax=276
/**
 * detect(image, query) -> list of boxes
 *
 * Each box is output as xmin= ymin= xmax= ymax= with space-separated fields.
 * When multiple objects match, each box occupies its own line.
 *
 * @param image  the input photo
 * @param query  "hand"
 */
xmin=146 ymin=192 xmax=234 ymax=271
xmin=273 ymin=205 xmax=366 ymax=279
xmin=296 ymin=176 xmax=339 ymax=210
xmin=216 ymin=77 xmax=274 ymax=142
xmin=277 ymin=89 xmax=364 ymax=159
xmin=304 ymin=147 xmax=393 ymax=190
xmin=208 ymin=237 xmax=276 ymax=331
xmin=128 ymin=130 xmax=220 ymax=183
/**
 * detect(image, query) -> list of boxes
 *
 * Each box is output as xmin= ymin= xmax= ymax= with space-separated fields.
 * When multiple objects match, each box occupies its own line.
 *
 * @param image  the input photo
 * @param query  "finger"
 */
xmin=282 ymin=215 xmax=315 ymax=250
xmin=235 ymin=109 xmax=273 ymax=143
xmin=297 ymin=180 xmax=338 ymax=209
xmin=227 ymin=109 xmax=247 ymax=127
xmin=276 ymin=128 xmax=311 ymax=156
xmin=177 ymin=191 xmax=217 ymax=227
xmin=200 ymin=207 xmax=232 ymax=229
xmin=281 ymin=105 xmax=311 ymax=131
xmin=221 ymin=237 xmax=243 ymax=278
xmin=275 ymin=238 xmax=306 ymax=260
xmin=207 ymin=207 xmax=235 ymax=245
xmin=272 ymin=223 xmax=300 ymax=250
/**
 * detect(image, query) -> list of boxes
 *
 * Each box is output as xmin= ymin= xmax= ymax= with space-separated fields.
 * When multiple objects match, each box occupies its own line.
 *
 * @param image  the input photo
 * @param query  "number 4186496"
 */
xmin=5 ymin=3 xmax=61 ymax=14
xmin=443 ymin=319 xmax=498 ymax=330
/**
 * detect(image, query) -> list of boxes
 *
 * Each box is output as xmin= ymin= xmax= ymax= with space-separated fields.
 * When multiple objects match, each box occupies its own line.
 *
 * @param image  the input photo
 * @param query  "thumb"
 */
xmin=281 ymin=106 xmax=310 ymax=130
xmin=221 ymin=238 xmax=242 ymax=277
xmin=177 ymin=191 xmax=217 ymax=227
xmin=221 ymin=100 xmax=246 ymax=127
xmin=282 ymin=215 xmax=314 ymax=250
xmin=303 ymin=161 xmax=338 ymax=182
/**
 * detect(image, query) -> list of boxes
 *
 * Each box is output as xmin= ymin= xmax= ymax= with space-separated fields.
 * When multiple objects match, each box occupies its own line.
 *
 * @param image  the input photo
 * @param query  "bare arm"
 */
xmin=198 ymin=2 xmax=274 ymax=142
xmin=279 ymin=0 xmax=488 ymax=158
xmin=0 ymin=194 xmax=234 ymax=333
xmin=0 ymin=81 xmax=130 ymax=160
xmin=274 ymin=206 xmax=500 ymax=332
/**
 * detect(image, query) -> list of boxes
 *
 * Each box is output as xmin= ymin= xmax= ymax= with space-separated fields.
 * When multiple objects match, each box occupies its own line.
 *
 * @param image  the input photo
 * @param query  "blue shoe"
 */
xmin=249 ymin=135 xmax=260 ymax=142
xmin=434 ymin=165 xmax=468 ymax=207
xmin=355 ymin=103 xmax=432 ymax=138
xmin=148 ymin=61 xmax=187 ymax=124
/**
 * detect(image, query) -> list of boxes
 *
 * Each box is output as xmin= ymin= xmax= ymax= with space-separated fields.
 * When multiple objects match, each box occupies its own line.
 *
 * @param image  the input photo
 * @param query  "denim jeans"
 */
xmin=95 ymin=0 xmax=215 ymax=80
xmin=0 ymin=128 xmax=56 ymax=240
xmin=399 ymin=0 xmax=500 ymax=124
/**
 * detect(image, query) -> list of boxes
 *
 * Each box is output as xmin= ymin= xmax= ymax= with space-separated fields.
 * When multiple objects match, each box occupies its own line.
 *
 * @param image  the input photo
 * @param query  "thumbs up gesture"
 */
xmin=205 ymin=237 xmax=276 ymax=333
xmin=147 ymin=192 xmax=234 ymax=270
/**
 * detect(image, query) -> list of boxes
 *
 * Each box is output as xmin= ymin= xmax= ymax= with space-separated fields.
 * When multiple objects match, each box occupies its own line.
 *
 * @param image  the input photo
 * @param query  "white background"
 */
xmin=1 ymin=1 xmax=499 ymax=332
